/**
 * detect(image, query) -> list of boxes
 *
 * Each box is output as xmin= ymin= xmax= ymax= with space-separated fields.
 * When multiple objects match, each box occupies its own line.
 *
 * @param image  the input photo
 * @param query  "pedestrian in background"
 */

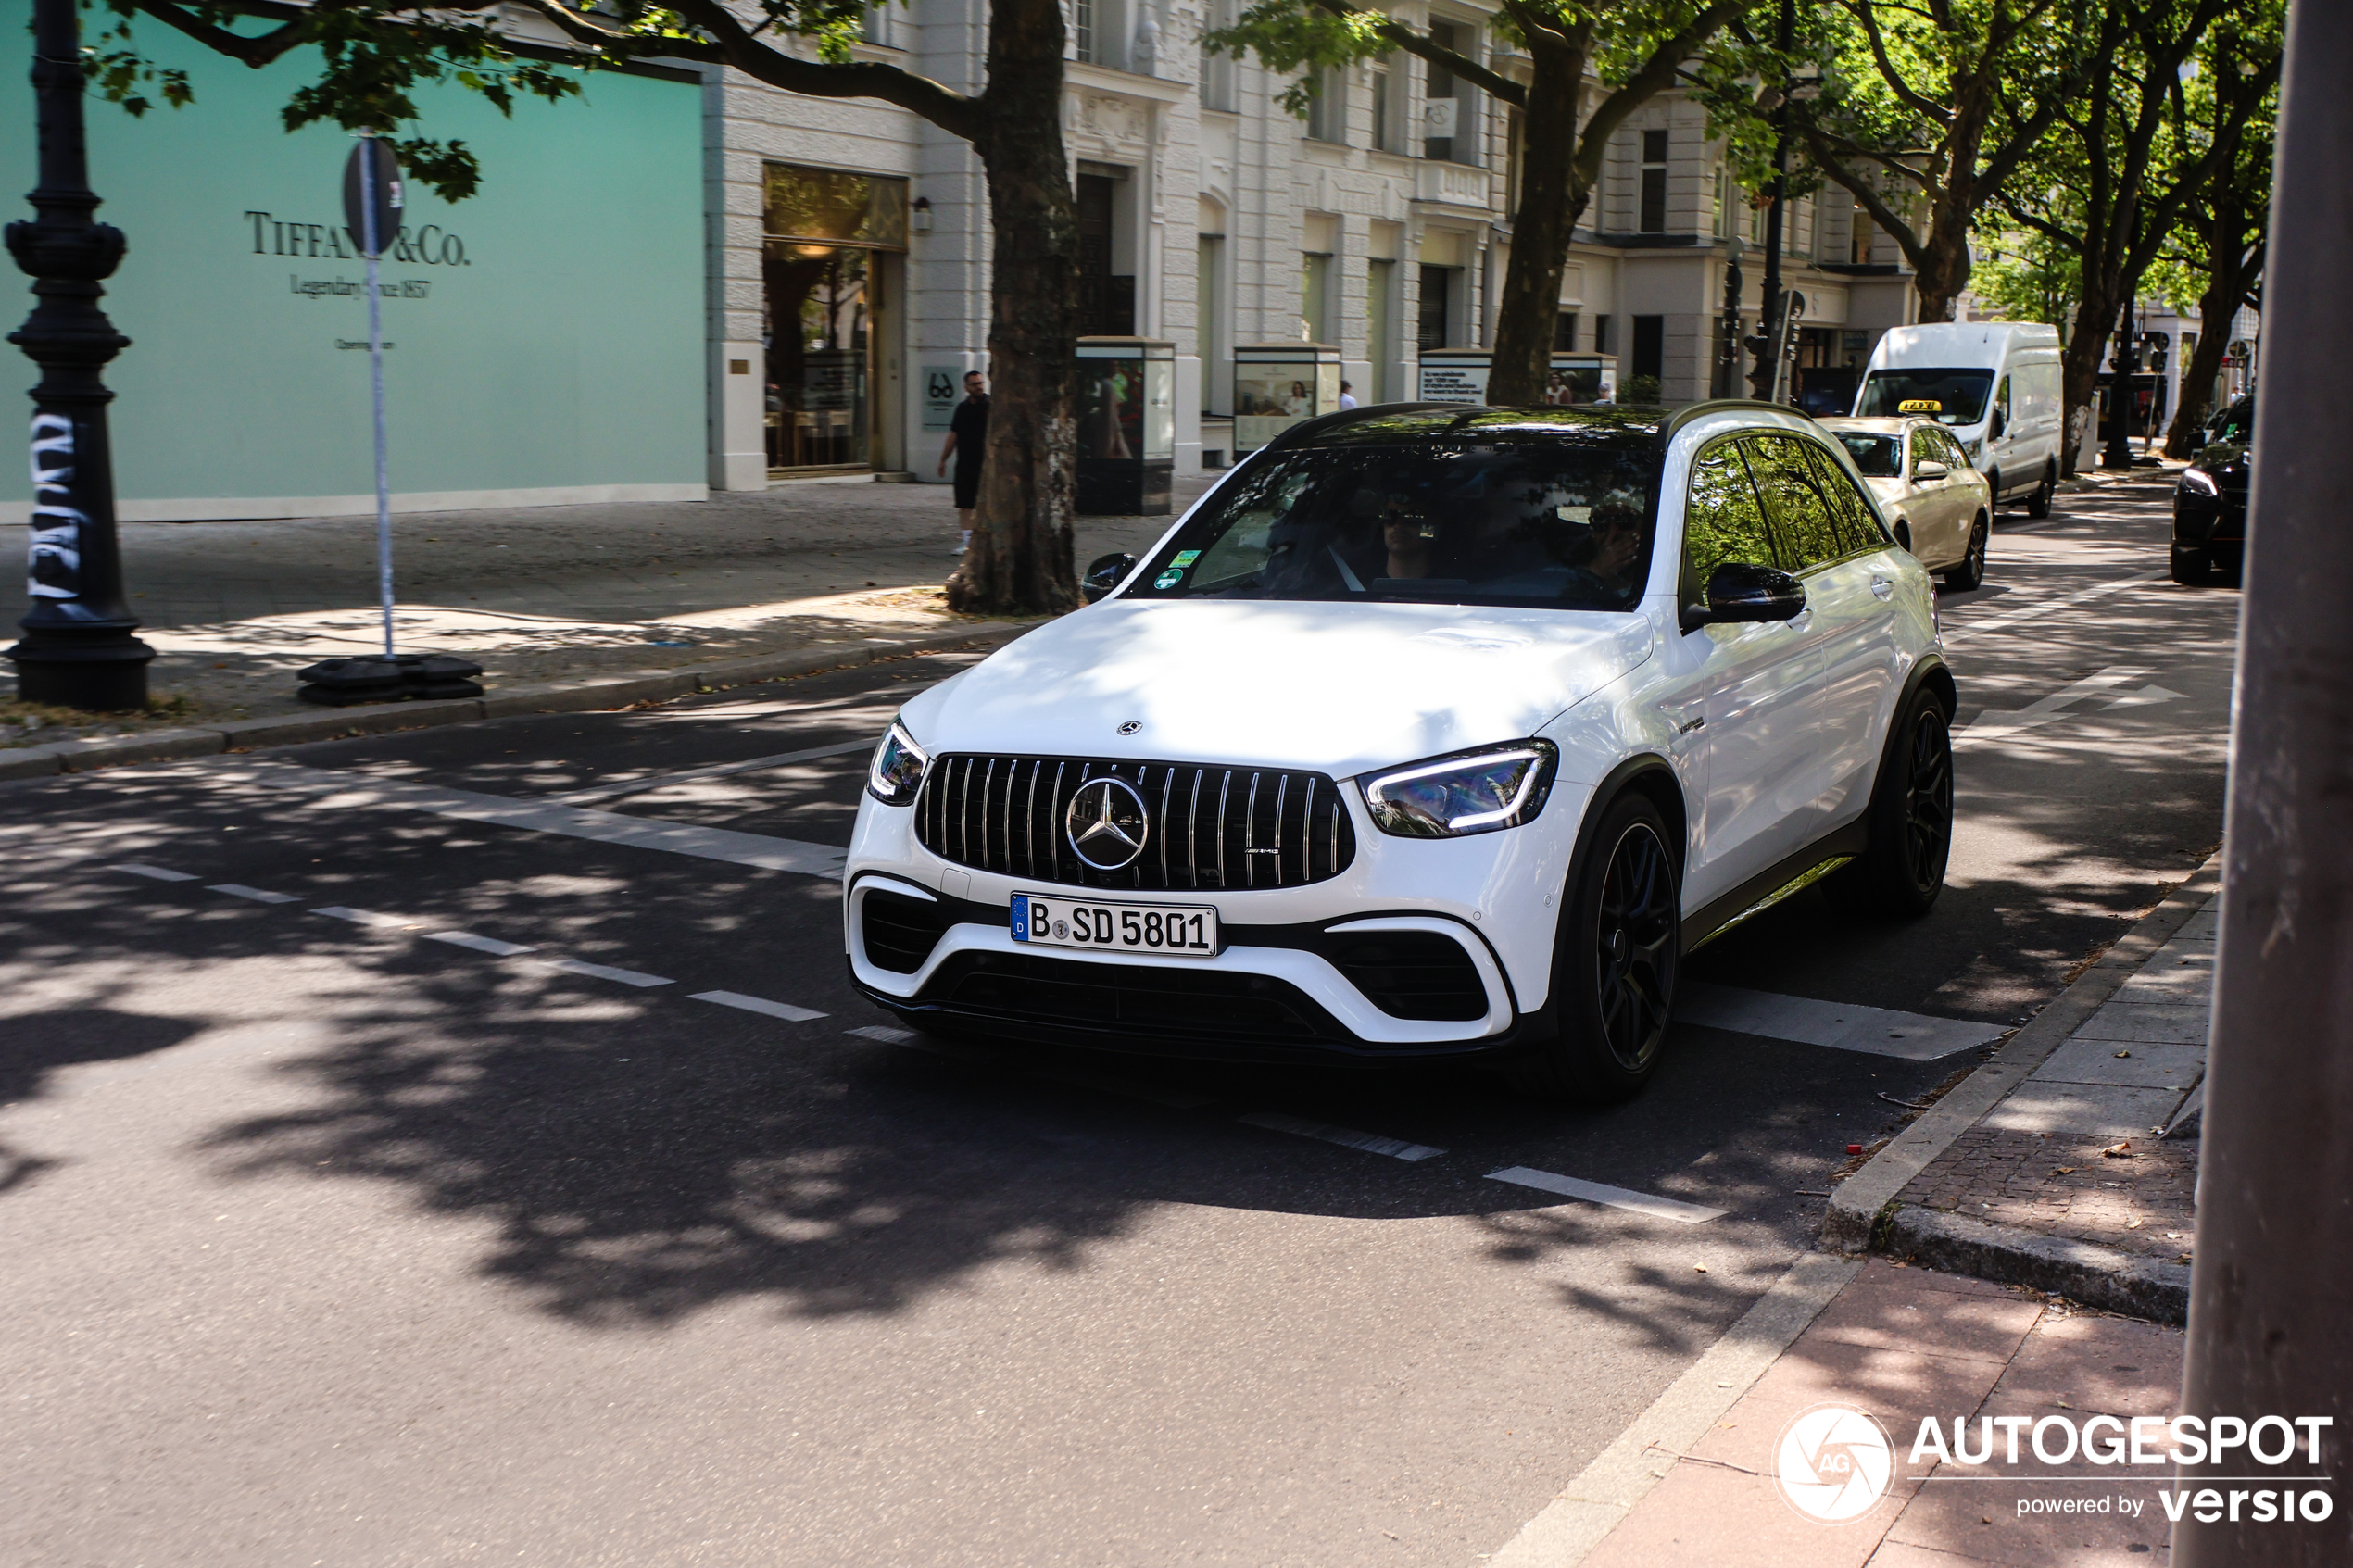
xmin=1339 ymin=381 xmax=1358 ymax=410
xmin=937 ymin=370 xmax=988 ymax=555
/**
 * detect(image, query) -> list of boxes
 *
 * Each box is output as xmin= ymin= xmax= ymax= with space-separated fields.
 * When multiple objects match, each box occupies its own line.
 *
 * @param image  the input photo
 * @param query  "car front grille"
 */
xmin=913 ymin=754 xmax=1357 ymax=893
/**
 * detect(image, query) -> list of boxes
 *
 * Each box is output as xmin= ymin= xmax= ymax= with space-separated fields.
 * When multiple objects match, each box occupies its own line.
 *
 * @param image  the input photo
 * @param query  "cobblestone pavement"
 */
xmin=1895 ymin=897 xmax=2213 ymax=1267
xmin=0 ymin=478 xmax=1205 ymax=744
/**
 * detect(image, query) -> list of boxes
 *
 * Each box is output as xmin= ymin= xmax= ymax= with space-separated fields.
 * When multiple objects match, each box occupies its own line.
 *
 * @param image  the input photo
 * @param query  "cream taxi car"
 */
xmin=848 ymin=402 xmax=1957 ymax=1102
xmin=1821 ymin=416 xmax=1994 ymax=590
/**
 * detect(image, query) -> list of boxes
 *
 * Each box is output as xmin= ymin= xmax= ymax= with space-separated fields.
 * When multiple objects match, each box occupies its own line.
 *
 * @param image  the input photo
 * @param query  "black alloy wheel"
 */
xmin=1944 ymin=514 xmax=1989 ymax=591
xmin=1512 ymin=793 xmax=1680 ymax=1102
xmin=1592 ymin=819 xmax=1679 ymax=1073
xmin=1827 ymin=687 xmax=1955 ymax=918
xmin=1900 ymin=707 xmax=1955 ymax=896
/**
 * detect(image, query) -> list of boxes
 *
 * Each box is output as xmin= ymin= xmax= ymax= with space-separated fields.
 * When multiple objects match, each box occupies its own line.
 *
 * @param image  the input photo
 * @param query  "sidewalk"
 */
xmin=1827 ymin=855 xmax=2219 ymax=1323
xmin=1 ymin=480 xmax=1203 ymax=752
xmin=1568 ymin=1259 xmax=2185 ymax=1567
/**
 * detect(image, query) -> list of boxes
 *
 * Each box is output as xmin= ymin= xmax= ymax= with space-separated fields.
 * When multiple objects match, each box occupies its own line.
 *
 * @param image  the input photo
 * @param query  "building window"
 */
xmin=1554 ymin=311 xmax=1580 ymax=352
xmin=1305 ymin=67 xmax=1345 ymax=144
xmin=1631 ymin=315 xmax=1665 ymax=381
xmin=1639 ymin=128 xmax=1668 ymax=233
xmin=1849 ymin=195 xmax=1873 ymax=264
xmin=1418 ymin=263 xmax=1453 ymax=350
xmin=1368 ymin=257 xmax=1397 ymax=399
xmin=1301 ymin=252 xmax=1333 ymax=342
xmin=1371 ymin=64 xmax=1392 ymax=151
xmin=1076 ymin=167 xmax=1134 ymax=335
xmin=1423 ymin=20 xmax=1463 ymax=164
xmin=1076 ymin=0 xmax=1096 ymax=62
xmin=1593 ymin=314 xmax=1610 ymax=353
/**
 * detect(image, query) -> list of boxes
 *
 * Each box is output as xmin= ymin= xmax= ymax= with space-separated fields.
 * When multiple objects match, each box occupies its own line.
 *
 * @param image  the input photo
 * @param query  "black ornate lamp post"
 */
xmin=6 ymin=0 xmax=154 ymax=711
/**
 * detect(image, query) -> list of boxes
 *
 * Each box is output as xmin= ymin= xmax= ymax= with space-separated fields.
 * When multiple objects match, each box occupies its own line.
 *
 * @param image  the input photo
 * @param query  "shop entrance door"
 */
xmin=761 ymin=164 xmax=908 ymax=476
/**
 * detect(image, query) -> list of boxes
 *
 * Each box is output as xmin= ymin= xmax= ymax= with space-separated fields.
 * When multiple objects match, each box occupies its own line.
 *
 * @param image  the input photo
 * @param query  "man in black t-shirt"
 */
xmin=937 ymin=370 xmax=988 ymax=556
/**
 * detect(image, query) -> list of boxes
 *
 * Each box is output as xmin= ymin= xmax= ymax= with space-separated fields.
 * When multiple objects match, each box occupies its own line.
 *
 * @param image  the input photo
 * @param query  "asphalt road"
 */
xmin=0 ymin=474 xmax=2234 ymax=1568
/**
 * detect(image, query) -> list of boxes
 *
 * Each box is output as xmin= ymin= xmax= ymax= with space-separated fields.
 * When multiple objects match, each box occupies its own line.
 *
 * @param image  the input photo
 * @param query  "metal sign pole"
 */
xmin=361 ymin=136 xmax=393 ymax=659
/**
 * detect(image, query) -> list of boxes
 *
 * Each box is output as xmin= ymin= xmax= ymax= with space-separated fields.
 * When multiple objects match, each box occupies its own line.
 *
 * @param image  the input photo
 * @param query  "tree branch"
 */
xmin=1798 ymin=124 xmax=1929 ymax=270
xmin=1571 ymin=0 xmax=1747 ymax=188
xmin=1305 ymin=0 xmax=1525 ymax=105
xmin=667 ymin=0 xmax=983 ymax=138
xmin=126 ymin=0 xmax=309 ymax=68
xmin=1843 ymin=0 xmax=1952 ymax=128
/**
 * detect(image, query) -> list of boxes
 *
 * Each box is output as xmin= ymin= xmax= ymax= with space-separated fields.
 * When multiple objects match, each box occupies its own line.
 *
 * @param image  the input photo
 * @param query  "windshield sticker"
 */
xmin=1154 ymin=569 xmax=1186 ymax=589
xmin=1898 ymin=399 xmax=1943 ymax=414
xmin=1171 ymin=549 xmax=1201 ymax=567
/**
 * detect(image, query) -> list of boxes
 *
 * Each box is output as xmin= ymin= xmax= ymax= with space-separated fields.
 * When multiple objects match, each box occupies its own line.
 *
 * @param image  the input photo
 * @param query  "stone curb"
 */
xmin=1820 ymin=849 xmax=2224 ymax=1257
xmin=1882 ymin=1207 xmax=2192 ymax=1323
xmin=0 ymin=621 xmax=1026 ymax=783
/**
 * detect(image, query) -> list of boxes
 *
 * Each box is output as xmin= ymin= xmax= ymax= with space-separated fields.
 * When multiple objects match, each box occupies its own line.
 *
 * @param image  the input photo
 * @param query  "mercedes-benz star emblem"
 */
xmin=1065 ymin=776 xmax=1151 ymax=870
xmin=1117 ymin=720 xmax=1142 ymax=735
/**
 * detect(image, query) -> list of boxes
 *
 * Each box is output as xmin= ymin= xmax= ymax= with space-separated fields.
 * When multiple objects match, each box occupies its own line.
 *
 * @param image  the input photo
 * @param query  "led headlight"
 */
xmin=1358 ymin=740 xmax=1557 ymax=839
xmin=2178 ymin=469 xmax=2219 ymax=496
xmin=866 ymin=719 xmax=929 ymax=807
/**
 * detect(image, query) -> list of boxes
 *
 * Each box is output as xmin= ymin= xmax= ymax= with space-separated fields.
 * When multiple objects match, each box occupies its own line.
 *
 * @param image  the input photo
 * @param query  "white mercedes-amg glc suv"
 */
xmin=845 ymin=401 xmax=1956 ymax=1099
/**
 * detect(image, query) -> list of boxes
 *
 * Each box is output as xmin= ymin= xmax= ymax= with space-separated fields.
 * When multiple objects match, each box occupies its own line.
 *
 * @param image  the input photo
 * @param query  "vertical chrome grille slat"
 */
xmin=1187 ymin=771 xmax=1204 ymax=888
xmin=1272 ymin=775 xmax=1290 ymax=887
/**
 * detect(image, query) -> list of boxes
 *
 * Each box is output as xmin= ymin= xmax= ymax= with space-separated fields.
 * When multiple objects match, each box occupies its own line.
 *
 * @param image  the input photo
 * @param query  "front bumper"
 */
xmin=842 ymin=777 xmax=1581 ymax=1060
xmin=2172 ymin=486 xmax=2246 ymax=563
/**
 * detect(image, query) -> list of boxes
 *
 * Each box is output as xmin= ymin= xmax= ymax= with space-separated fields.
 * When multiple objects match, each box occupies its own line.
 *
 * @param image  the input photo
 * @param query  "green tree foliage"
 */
xmin=1207 ymin=0 xmax=1751 ymax=405
xmin=1991 ymin=0 xmax=2278 ymax=470
xmin=1697 ymin=0 xmax=2097 ymax=325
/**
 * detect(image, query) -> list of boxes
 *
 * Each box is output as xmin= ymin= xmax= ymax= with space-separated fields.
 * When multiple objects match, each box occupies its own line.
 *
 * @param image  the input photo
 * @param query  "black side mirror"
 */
xmin=1082 ymin=552 xmax=1137 ymax=604
xmin=1990 ymin=408 xmax=2007 ymax=438
xmin=1680 ymin=561 xmax=1806 ymax=633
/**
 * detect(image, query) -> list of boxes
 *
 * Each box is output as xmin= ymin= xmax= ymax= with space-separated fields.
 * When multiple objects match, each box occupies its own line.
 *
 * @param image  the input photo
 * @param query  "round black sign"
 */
xmin=342 ymin=139 xmax=406 ymax=259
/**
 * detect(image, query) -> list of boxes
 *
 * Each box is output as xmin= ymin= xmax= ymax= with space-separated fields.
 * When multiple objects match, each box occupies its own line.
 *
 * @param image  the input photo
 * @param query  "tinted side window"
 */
xmin=1745 ymin=435 xmax=1845 ymax=571
xmin=1803 ymin=440 xmax=1889 ymax=556
xmin=1681 ymin=441 xmax=1777 ymax=602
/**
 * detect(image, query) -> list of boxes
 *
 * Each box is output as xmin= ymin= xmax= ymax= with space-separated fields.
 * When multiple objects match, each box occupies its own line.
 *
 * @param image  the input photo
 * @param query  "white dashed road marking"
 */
xmin=1485 ymin=1166 xmax=1726 ymax=1224
xmin=208 ymin=884 xmax=299 ymax=904
xmin=690 ymin=989 xmax=827 ymax=1022
xmin=425 ymin=930 xmax=539 ymax=957
xmin=550 ymin=741 xmax=874 ymax=807
xmin=1239 ymin=1111 xmax=1445 ymax=1162
xmin=226 ymin=761 xmax=848 ymax=879
xmin=1940 ymin=571 xmax=2161 ymax=639
xmin=1678 ymin=981 xmax=2006 ymax=1061
xmin=1960 ymin=664 xmax=2153 ymax=739
xmin=536 ymin=957 xmax=673 ymax=988
xmin=114 ymin=864 xmax=196 ymax=882
xmin=312 ymin=905 xmax=420 ymax=930
xmin=848 ymin=1024 xmax=918 ymax=1045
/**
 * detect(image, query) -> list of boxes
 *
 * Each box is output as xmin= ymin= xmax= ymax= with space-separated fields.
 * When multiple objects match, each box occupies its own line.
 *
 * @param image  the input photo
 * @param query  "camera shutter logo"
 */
xmin=1065 ymin=777 xmax=1150 ymax=870
xmin=1774 ymin=1404 xmax=1894 ymax=1524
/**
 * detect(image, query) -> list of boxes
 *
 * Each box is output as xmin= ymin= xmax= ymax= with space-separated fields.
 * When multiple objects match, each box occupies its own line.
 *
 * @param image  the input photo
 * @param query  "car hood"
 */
xmin=900 ymin=597 xmax=1655 ymax=776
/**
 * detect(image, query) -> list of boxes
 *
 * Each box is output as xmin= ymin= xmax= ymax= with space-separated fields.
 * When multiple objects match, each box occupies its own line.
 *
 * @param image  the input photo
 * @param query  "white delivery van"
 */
xmin=1853 ymin=322 xmax=2065 ymax=517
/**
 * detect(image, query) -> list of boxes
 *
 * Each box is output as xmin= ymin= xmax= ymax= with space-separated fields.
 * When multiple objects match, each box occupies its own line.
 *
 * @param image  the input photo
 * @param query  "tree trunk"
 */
xmin=1485 ymin=33 xmax=1588 ymax=407
xmin=2161 ymin=276 xmax=2245 ymax=458
xmin=2059 ymin=268 xmax=2123 ymax=478
xmin=1910 ymin=196 xmax=1975 ymax=324
xmin=947 ymin=0 xmax=1079 ymax=616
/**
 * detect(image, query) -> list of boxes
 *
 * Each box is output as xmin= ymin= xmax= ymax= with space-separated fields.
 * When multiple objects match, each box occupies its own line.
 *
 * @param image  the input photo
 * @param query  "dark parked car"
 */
xmin=2171 ymin=395 xmax=2251 ymax=584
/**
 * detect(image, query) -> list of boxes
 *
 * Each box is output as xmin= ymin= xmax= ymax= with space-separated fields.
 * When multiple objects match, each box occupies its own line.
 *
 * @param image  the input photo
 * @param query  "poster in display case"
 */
xmin=1234 ymin=343 xmax=1343 ymax=453
xmin=1076 ymin=337 xmax=1176 ymax=515
xmin=1416 ymin=350 xmax=1620 ymax=407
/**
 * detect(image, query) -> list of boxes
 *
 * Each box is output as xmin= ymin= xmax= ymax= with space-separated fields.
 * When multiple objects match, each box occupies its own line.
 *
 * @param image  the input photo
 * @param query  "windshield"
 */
xmin=1837 ymin=433 xmax=1903 ymax=478
xmin=2207 ymin=397 xmax=2254 ymax=446
xmin=1126 ymin=441 xmax=1663 ymax=611
xmin=1855 ymin=369 xmax=1994 ymax=427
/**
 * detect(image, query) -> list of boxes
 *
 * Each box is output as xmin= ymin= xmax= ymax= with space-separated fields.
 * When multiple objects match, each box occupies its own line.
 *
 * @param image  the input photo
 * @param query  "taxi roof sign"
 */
xmin=1898 ymin=398 xmax=1943 ymax=413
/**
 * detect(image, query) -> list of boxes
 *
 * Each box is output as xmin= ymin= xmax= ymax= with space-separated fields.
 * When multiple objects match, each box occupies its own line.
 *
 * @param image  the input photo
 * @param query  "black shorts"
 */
xmin=952 ymin=465 xmax=982 ymax=509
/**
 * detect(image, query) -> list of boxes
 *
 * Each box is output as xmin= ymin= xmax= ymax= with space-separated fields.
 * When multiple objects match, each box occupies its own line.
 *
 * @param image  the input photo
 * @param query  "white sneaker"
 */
xmin=949 ymin=541 xmax=967 ymax=555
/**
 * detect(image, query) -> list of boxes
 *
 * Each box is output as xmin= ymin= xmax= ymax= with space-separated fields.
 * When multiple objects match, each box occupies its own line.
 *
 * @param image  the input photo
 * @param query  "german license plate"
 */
xmin=1011 ymin=892 xmax=1218 ymax=956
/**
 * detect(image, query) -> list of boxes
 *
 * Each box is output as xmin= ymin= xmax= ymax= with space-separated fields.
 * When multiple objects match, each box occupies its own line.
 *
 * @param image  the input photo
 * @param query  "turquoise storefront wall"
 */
xmin=0 ymin=9 xmax=705 ymax=519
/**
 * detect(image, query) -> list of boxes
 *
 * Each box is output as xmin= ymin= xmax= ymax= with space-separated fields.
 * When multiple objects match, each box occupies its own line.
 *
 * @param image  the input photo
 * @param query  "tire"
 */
xmin=2170 ymin=544 xmax=2213 ymax=586
xmin=2026 ymin=468 xmax=2056 ymax=519
xmin=1511 ymin=795 xmax=1680 ymax=1103
xmin=1891 ymin=517 xmax=1914 ymax=554
xmin=1942 ymin=513 xmax=1989 ymax=591
xmin=1826 ymin=686 xmax=1954 ymax=918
